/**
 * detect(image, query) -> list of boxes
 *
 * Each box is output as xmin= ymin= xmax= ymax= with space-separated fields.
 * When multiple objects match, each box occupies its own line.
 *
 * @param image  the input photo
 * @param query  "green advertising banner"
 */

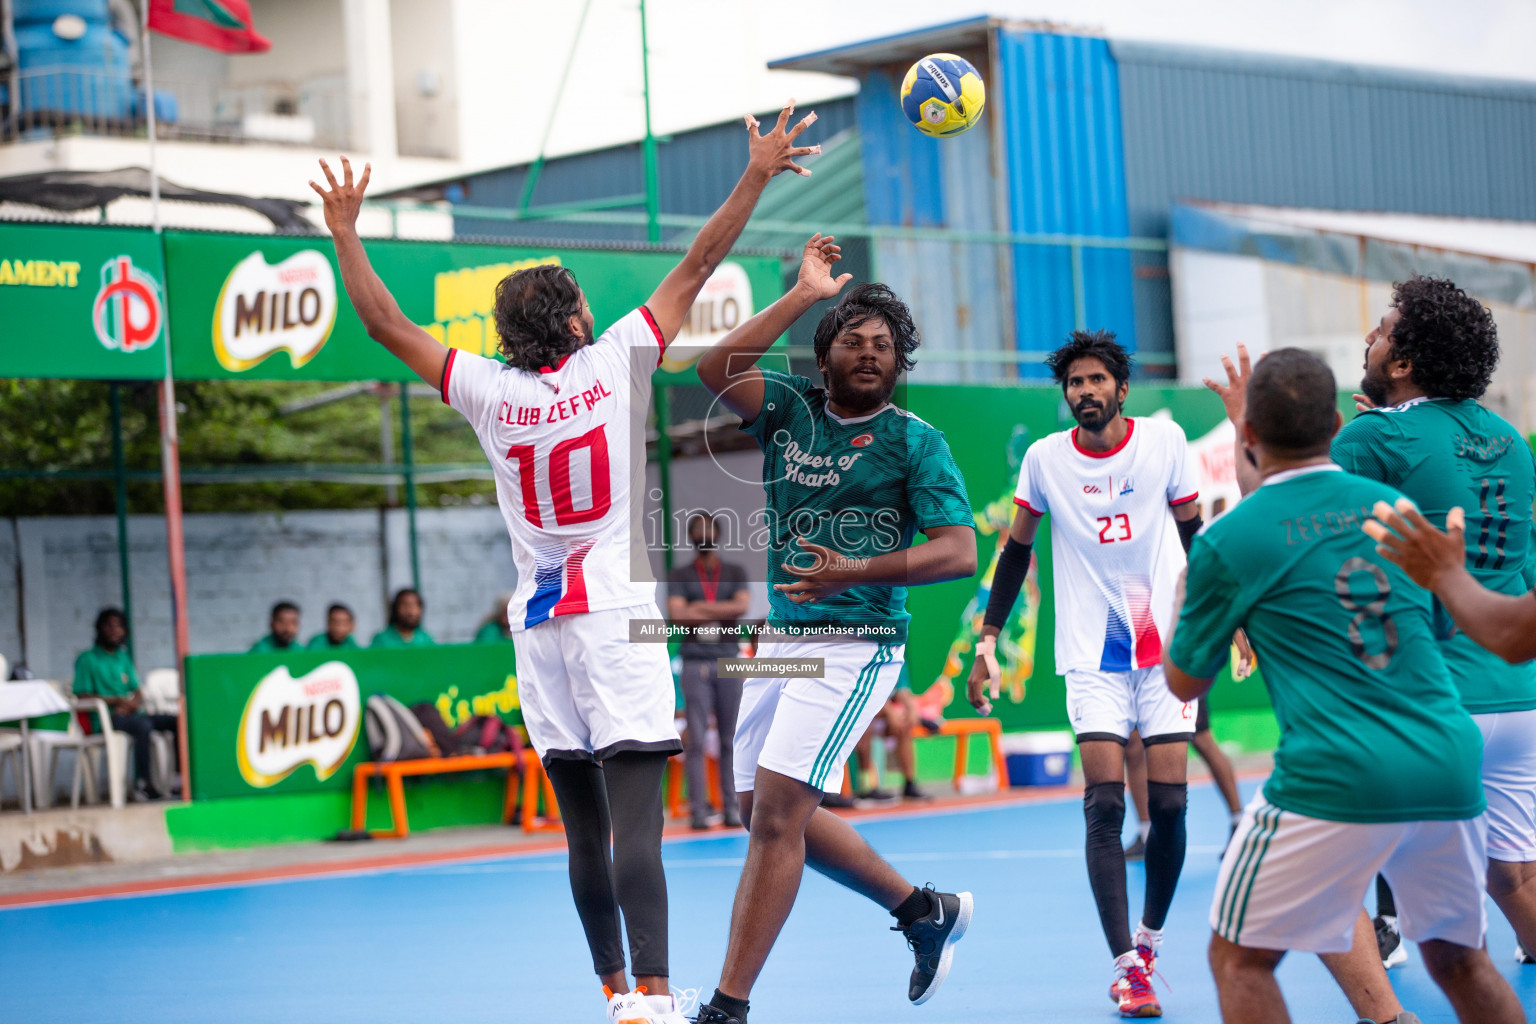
xmin=162 ymin=230 xmax=783 ymax=381
xmin=185 ymin=643 xmax=520 ymax=801
xmin=0 ymin=221 xmax=169 ymax=380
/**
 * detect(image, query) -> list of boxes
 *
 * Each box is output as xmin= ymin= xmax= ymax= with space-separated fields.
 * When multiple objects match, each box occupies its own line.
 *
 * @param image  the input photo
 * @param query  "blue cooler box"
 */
xmin=1002 ymin=731 xmax=1074 ymax=787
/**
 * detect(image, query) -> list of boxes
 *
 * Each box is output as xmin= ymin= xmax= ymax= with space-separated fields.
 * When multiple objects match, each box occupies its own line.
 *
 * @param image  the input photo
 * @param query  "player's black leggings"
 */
xmin=545 ymin=751 xmax=670 ymax=977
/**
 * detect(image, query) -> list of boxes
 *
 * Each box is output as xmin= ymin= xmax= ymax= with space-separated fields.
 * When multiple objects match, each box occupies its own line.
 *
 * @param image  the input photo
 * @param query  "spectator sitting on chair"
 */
xmin=372 ymin=588 xmax=436 ymax=648
xmin=474 ymin=593 xmax=515 ymax=644
xmin=72 ymin=608 xmax=179 ymax=802
xmin=250 ymin=602 xmax=301 ymax=652
xmin=852 ymin=662 xmax=929 ymax=802
xmin=306 ymin=603 xmax=358 ymax=650
xmin=667 ymin=514 xmax=750 ymax=830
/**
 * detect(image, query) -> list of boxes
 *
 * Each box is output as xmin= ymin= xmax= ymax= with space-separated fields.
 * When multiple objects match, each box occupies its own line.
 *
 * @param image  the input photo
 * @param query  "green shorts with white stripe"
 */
xmin=1211 ymin=794 xmax=1488 ymax=954
xmin=733 ymin=639 xmax=906 ymax=794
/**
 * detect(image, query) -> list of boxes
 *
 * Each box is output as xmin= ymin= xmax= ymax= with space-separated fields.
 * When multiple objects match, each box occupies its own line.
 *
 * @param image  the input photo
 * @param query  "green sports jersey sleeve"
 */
xmin=739 ymin=370 xmax=815 ymax=445
xmin=904 ymin=422 xmax=974 ymax=530
xmin=1331 ymin=413 xmax=1407 ymax=485
xmin=1168 ymin=532 xmax=1247 ymax=679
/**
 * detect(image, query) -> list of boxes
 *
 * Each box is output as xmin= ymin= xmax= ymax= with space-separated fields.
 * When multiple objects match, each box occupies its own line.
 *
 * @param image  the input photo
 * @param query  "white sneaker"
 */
xmin=646 ymin=988 xmax=700 ymax=1024
xmin=604 ymin=987 xmax=657 ymax=1024
xmin=1516 ymin=942 xmax=1535 ymax=965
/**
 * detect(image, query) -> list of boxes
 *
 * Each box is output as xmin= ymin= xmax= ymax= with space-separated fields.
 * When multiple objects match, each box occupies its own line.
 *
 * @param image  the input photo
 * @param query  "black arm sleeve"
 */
xmin=983 ymin=538 xmax=1034 ymax=630
xmin=1177 ymin=513 xmax=1203 ymax=554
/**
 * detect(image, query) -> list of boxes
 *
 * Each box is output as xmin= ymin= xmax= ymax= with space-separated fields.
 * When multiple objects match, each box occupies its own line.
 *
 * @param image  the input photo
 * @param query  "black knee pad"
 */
xmin=1147 ymin=781 xmax=1188 ymax=825
xmin=1084 ymin=781 xmax=1126 ymax=842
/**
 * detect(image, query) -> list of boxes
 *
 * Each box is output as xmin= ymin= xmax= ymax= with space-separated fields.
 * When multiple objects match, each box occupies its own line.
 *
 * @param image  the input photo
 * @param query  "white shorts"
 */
xmin=1065 ymin=665 xmax=1196 ymax=743
xmin=1211 ymin=794 xmax=1488 ymax=953
xmin=733 ymin=640 xmax=905 ymax=794
xmin=1475 ymin=709 xmax=1536 ymax=863
xmin=513 ymin=602 xmax=681 ymax=765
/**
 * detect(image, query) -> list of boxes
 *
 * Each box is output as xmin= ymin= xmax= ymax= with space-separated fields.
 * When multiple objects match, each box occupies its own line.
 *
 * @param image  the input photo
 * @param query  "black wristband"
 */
xmin=1177 ymin=513 xmax=1203 ymax=554
xmin=983 ymin=537 xmax=1033 ymax=630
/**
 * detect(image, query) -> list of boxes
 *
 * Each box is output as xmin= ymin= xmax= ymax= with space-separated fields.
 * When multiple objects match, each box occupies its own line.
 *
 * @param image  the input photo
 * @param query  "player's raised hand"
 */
xmin=309 ymin=156 xmax=371 ymax=235
xmin=1365 ymin=499 xmax=1467 ymax=590
xmin=795 ymin=234 xmax=853 ymax=301
xmin=1203 ymin=343 xmax=1253 ymax=425
xmin=775 ymin=536 xmax=858 ymax=604
xmin=1352 ymin=393 xmax=1378 ymax=413
xmin=745 ymin=100 xmax=821 ymax=178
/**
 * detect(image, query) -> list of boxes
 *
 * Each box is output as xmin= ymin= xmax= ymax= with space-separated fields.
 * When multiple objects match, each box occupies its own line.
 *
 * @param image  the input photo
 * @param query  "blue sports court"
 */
xmin=5 ymin=778 xmax=1532 ymax=1023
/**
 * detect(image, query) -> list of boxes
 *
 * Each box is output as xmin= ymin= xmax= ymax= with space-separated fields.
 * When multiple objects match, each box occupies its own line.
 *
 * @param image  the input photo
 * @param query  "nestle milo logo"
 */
xmin=236 ymin=662 xmax=360 ymax=787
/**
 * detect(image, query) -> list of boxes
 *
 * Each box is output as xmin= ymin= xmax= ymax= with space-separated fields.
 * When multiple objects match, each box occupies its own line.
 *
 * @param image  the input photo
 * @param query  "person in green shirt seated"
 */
xmin=372 ymin=588 xmax=436 ymax=648
xmin=307 ymin=603 xmax=359 ymax=650
xmin=474 ymin=593 xmax=514 ymax=644
xmin=72 ymin=608 xmax=179 ymax=801
xmin=249 ymin=601 xmax=301 ymax=653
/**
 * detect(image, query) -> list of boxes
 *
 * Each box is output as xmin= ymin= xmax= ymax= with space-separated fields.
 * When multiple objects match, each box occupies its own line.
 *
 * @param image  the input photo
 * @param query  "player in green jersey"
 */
xmin=1331 ymin=275 xmax=1536 ymax=968
xmin=1168 ymin=348 xmax=1521 ymax=1024
xmin=688 ymin=236 xmax=978 ymax=1024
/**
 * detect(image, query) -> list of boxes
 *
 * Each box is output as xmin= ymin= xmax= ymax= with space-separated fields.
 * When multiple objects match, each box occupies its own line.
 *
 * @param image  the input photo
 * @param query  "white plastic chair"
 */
xmin=27 ymin=681 xmax=129 ymax=809
xmin=0 ymin=729 xmax=24 ymax=808
xmin=139 ymin=669 xmax=180 ymax=795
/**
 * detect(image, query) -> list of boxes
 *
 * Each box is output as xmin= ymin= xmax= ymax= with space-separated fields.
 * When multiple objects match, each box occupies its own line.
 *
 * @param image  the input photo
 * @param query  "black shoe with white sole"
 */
xmin=692 ymin=1005 xmax=742 ymax=1024
xmin=894 ymin=885 xmax=973 ymax=1004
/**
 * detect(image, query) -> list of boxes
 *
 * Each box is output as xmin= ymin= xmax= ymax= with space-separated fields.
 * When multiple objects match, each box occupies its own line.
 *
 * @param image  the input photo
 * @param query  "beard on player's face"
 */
xmin=824 ymin=356 xmax=900 ymax=413
xmin=1071 ymin=390 xmax=1121 ymax=431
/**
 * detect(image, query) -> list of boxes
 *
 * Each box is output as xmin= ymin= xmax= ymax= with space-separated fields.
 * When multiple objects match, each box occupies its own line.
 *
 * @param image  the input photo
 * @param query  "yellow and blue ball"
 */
xmin=900 ymin=53 xmax=986 ymax=138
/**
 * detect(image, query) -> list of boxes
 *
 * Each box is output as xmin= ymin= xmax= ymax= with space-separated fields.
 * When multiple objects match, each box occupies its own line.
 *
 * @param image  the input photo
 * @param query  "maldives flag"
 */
xmin=148 ymin=0 xmax=271 ymax=54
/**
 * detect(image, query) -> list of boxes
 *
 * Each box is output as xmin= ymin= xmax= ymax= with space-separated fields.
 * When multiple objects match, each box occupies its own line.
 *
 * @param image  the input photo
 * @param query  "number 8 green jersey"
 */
xmin=1332 ymin=398 xmax=1536 ymax=714
xmin=1168 ymin=466 xmax=1484 ymax=823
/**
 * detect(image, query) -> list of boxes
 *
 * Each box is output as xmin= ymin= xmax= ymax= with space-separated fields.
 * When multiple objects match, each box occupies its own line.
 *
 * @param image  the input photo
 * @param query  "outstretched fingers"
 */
xmin=318 ymin=158 xmax=340 ymax=190
xmin=357 ymin=162 xmax=372 ymax=193
xmin=340 ymin=154 xmax=354 ymax=188
xmin=774 ymin=100 xmax=795 ymax=134
xmin=786 ymin=110 xmax=818 ymax=140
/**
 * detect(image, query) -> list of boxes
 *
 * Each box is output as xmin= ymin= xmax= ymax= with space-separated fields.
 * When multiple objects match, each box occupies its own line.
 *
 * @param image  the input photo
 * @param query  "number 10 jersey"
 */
xmin=444 ymin=307 xmax=663 ymax=631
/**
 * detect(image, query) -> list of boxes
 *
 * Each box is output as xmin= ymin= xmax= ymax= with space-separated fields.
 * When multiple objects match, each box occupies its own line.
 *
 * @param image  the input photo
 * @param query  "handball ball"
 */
xmin=901 ymin=53 xmax=986 ymax=137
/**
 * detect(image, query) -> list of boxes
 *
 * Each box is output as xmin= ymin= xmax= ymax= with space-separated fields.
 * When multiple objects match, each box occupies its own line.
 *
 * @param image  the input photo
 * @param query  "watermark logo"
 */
xmin=212 ymin=249 xmax=337 ymax=372
xmin=92 ymin=255 xmax=163 ymax=353
xmin=236 ymin=661 xmax=360 ymax=788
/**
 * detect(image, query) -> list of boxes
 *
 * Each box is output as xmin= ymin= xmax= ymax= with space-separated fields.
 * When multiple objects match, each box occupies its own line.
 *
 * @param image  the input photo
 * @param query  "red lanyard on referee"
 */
xmin=696 ymin=559 xmax=721 ymax=603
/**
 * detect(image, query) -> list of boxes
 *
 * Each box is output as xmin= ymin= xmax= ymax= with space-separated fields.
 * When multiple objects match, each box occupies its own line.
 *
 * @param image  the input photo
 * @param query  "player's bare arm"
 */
xmin=646 ymin=101 xmax=820 ymax=343
xmin=696 ymin=233 xmax=851 ymax=420
xmin=774 ymin=524 xmax=976 ymax=605
xmin=1204 ymin=342 xmax=1263 ymax=496
xmin=966 ymin=505 xmax=1042 ymax=713
xmin=1162 ymin=569 xmax=1213 ymax=701
xmin=1367 ymin=500 xmax=1536 ymax=663
xmin=309 ymin=157 xmax=449 ymax=391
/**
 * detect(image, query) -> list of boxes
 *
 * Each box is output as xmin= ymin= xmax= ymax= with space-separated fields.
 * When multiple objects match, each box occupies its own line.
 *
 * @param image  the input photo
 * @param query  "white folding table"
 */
xmin=0 ymin=682 xmax=71 ymax=814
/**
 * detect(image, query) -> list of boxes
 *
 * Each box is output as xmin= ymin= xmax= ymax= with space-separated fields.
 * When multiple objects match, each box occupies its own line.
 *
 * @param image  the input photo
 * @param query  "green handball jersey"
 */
xmin=1333 ymin=398 xmax=1536 ymax=714
xmin=741 ymin=371 xmax=973 ymax=644
xmin=1169 ymin=466 xmax=1484 ymax=823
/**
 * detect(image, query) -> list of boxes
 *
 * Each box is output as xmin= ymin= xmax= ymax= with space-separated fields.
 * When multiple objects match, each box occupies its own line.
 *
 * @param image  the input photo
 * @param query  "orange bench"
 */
xmin=350 ymin=749 xmax=562 ymax=838
xmin=938 ymin=718 xmax=1008 ymax=793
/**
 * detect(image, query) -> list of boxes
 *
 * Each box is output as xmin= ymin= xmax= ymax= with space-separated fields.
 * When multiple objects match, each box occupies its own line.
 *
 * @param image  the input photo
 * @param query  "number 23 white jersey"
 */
xmin=1014 ymin=416 xmax=1199 ymax=673
xmin=443 ymin=307 xmax=663 ymax=631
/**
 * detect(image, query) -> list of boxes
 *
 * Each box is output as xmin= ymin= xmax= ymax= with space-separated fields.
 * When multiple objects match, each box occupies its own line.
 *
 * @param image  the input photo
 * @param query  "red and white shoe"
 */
xmin=1108 ymin=951 xmax=1162 ymax=1018
xmin=604 ymin=986 xmax=656 ymax=1024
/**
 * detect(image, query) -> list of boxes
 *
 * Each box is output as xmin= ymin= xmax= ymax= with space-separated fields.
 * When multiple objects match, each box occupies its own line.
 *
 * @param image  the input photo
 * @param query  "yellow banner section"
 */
xmin=421 ymin=256 xmax=562 ymax=357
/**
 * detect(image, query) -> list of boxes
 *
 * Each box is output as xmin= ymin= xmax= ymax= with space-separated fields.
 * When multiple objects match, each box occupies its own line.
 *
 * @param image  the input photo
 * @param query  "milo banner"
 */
xmin=162 ymin=230 xmax=782 ymax=381
xmin=185 ymin=644 xmax=520 ymax=801
xmin=0 ymin=221 xmax=168 ymax=380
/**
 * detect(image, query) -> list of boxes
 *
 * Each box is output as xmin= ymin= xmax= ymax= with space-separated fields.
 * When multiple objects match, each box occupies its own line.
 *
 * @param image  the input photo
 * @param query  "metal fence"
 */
xmin=2 ymin=66 xmax=350 ymax=148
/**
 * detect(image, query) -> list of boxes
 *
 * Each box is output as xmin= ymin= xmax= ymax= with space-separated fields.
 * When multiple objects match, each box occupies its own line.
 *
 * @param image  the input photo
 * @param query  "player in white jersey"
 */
xmin=307 ymin=103 xmax=819 ymax=1024
xmin=968 ymin=331 xmax=1203 ymax=1018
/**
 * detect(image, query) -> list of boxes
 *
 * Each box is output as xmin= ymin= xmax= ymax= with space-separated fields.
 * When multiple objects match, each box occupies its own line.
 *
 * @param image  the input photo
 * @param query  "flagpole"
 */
xmin=142 ymin=0 xmax=191 ymax=800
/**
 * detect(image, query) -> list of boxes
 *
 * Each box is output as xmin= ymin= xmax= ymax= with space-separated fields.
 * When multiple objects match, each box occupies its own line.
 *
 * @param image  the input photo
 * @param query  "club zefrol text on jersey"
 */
xmin=497 ymin=378 xmax=614 ymax=426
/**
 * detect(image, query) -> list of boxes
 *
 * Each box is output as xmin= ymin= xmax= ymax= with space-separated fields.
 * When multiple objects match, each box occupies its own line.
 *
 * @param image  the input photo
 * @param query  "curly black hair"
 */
xmin=492 ymin=265 xmax=588 ymax=372
xmin=811 ymin=283 xmax=920 ymax=372
xmin=1045 ymin=329 xmax=1132 ymax=390
xmin=1388 ymin=275 xmax=1499 ymax=401
xmin=94 ymin=607 xmax=126 ymax=644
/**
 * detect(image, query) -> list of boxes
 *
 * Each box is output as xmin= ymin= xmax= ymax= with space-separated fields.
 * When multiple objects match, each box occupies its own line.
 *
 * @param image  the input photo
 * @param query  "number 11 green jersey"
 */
xmin=1168 ymin=465 xmax=1484 ymax=823
xmin=1333 ymin=398 xmax=1536 ymax=714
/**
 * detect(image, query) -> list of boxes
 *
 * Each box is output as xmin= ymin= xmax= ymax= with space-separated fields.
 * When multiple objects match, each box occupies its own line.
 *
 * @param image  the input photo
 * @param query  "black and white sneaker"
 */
xmin=1516 ymin=942 xmax=1535 ymax=965
xmin=1375 ymin=915 xmax=1407 ymax=969
xmin=1124 ymin=835 xmax=1146 ymax=862
xmin=691 ymin=1004 xmax=742 ymax=1024
xmin=894 ymin=885 xmax=973 ymax=1004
